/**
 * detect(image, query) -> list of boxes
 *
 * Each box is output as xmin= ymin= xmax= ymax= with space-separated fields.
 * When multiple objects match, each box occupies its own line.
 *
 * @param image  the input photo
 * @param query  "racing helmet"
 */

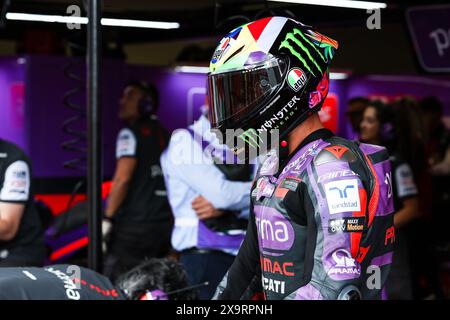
xmin=208 ymin=16 xmax=338 ymax=159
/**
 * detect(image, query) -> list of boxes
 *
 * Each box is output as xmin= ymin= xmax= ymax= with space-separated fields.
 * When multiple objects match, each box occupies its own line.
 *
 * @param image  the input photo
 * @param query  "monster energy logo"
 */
xmin=240 ymin=129 xmax=260 ymax=148
xmin=279 ymin=28 xmax=325 ymax=77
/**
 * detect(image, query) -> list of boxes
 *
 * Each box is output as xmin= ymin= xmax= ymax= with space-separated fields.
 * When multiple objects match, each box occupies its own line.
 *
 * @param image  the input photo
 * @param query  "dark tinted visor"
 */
xmin=208 ymin=56 xmax=287 ymax=128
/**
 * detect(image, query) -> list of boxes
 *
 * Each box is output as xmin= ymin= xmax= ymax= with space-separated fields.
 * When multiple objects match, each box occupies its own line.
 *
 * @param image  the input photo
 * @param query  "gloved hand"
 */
xmin=102 ymin=218 xmax=113 ymax=237
xmin=102 ymin=217 xmax=113 ymax=254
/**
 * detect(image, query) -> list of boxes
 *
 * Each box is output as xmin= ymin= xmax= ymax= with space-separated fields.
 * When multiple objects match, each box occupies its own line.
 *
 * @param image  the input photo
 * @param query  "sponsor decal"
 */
xmin=396 ymin=164 xmax=418 ymax=197
xmin=45 ymin=267 xmax=80 ymax=300
xmin=234 ymin=94 xmax=304 ymax=150
xmin=324 ymin=179 xmax=361 ymax=214
xmin=259 ymin=95 xmax=281 ymax=116
xmin=211 ymin=37 xmax=232 ymax=63
xmin=287 ymin=68 xmax=307 ymax=92
xmin=239 ymin=128 xmax=260 ymax=148
xmin=256 ymin=213 xmax=290 ymax=243
xmin=279 ymin=28 xmax=325 ymax=77
xmin=282 ymin=141 xmax=319 ymax=175
xmin=239 ymin=96 xmax=300 ymax=148
xmin=280 ymin=177 xmax=300 ymax=191
xmin=261 ymin=257 xmax=295 ymax=276
xmin=251 ymin=95 xmax=301 ymax=134
xmin=384 ymin=172 xmax=393 ymax=199
xmin=327 ymin=249 xmax=361 ymax=278
xmin=13 ymin=170 xmax=27 ymax=179
xmin=328 ymin=217 xmax=365 ymax=234
xmin=262 ymin=275 xmax=286 ymax=294
xmin=0 ymin=160 xmax=30 ymax=201
xmin=317 ymin=169 xmax=357 ymax=183
xmin=119 ymin=132 xmax=130 ymax=141
xmin=116 ymin=128 xmax=136 ymax=158
xmin=255 ymin=177 xmax=275 ymax=201
xmin=356 ymin=246 xmax=370 ymax=264
xmin=254 ymin=206 xmax=295 ymax=252
xmin=385 ymin=226 xmax=395 ymax=246
xmin=275 ymin=177 xmax=301 ymax=199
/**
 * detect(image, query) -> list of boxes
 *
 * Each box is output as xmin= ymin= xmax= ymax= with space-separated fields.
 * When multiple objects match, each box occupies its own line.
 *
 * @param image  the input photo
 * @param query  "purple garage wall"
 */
xmin=24 ymin=56 xmax=209 ymax=178
xmin=0 ymin=57 xmax=27 ymax=150
xmin=341 ymin=74 xmax=450 ymax=138
xmin=125 ymin=66 xmax=207 ymax=132
xmin=347 ymin=75 xmax=450 ymax=109
xmin=3 ymin=54 xmax=450 ymax=181
xmin=25 ymin=55 xmax=125 ymax=178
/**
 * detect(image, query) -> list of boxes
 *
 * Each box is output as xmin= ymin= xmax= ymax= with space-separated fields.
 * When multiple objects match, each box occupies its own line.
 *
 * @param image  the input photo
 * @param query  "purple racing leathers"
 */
xmin=216 ymin=129 xmax=395 ymax=300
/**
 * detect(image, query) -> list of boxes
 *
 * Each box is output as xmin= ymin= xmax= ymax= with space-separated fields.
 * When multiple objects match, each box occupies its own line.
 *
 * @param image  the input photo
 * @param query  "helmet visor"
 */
xmin=208 ymin=56 xmax=287 ymax=128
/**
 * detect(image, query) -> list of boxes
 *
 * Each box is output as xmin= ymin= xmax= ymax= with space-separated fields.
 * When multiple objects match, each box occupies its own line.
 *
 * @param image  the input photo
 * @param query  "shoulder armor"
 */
xmin=314 ymin=143 xmax=358 ymax=166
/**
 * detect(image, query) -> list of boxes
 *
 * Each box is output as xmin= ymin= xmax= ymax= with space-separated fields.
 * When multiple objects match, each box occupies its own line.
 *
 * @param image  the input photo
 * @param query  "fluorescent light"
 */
xmin=6 ymin=12 xmax=88 ymax=24
xmin=330 ymin=72 xmax=349 ymax=80
xmin=6 ymin=12 xmax=180 ymax=29
xmin=102 ymin=18 xmax=179 ymax=29
xmin=270 ymin=0 xmax=387 ymax=10
xmin=174 ymin=66 xmax=210 ymax=74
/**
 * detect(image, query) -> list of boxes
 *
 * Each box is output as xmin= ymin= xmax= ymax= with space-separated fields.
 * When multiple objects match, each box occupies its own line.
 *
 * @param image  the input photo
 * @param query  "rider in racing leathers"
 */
xmin=207 ymin=16 xmax=395 ymax=300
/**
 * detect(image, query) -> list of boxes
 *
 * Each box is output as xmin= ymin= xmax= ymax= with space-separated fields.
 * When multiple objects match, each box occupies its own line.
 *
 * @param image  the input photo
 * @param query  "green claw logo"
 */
xmin=279 ymin=28 xmax=329 ymax=77
xmin=240 ymin=129 xmax=260 ymax=148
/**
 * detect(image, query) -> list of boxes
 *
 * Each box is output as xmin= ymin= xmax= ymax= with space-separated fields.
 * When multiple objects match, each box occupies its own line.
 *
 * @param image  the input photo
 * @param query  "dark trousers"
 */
xmin=386 ymin=230 xmax=413 ymax=300
xmin=103 ymin=219 xmax=172 ymax=282
xmin=180 ymin=250 xmax=235 ymax=300
xmin=0 ymin=246 xmax=46 ymax=268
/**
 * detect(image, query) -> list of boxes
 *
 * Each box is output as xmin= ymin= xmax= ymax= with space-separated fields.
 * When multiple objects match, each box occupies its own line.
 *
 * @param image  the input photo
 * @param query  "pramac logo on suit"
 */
xmin=254 ymin=206 xmax=295 ymax=254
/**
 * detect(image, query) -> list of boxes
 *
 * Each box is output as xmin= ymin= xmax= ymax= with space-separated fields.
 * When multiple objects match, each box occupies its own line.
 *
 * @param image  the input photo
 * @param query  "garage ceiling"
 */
xmin=0 ymin=0 xmax=447 ymax=43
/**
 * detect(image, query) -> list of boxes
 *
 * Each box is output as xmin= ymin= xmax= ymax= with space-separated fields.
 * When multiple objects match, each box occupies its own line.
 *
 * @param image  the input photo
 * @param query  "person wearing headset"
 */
xmin=0 ymin=138 xmax=46 ymax=267
xmin=103 ymin=81 xmax=173 ymax=282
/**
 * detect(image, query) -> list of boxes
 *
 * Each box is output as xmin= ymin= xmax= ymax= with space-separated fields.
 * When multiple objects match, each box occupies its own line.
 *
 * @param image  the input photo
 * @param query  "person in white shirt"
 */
xmin=160 ymin=103 xmax=254 ymax=299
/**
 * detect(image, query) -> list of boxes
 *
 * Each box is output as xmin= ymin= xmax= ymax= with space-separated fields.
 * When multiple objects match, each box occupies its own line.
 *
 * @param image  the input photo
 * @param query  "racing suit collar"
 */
xmin=276 ymin=128 xmax=334 ymax=176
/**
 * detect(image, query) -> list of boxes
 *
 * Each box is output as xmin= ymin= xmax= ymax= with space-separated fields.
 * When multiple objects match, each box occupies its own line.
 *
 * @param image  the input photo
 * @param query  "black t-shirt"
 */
xmin=431 ymin=124 xmax=450 ymax=161
xmin=0 ymin=264 xmax=126 ymax=300
xmin=0 ymin=139 xmax=45 ymax=260
xmin=114 ymin=117 xmax=171 ymax=224
xmin=389 ymin=154 xmax=418 ymax=212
